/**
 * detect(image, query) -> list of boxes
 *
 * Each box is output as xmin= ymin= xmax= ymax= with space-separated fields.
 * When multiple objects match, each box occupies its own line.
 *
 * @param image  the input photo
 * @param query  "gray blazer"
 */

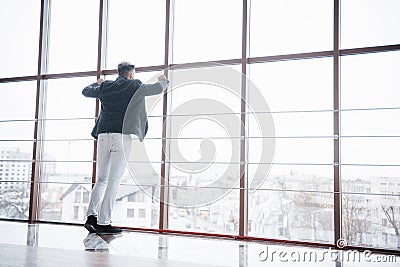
xmin=123 ymin=80 xmax=169 ymax=141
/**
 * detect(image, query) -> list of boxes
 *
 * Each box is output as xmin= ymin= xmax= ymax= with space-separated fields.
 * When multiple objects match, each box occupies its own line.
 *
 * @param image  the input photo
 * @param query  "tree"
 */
xmin=381 ymin=204 xmax=400 ymax=249
xmin=342 ymin=184 xmax=371 ymax=245
xmin=0 ymin=184 xmax=52 ymax=220
xmin=0 ymin=184 xmax=30 ymax=219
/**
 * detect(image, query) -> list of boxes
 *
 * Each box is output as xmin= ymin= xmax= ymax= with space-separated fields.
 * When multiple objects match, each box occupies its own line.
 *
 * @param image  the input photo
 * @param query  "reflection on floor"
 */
xmin=0 ymin=221 xmax=398 ymax=267
xmin=83 ymin=233 xmax=122 ymax=251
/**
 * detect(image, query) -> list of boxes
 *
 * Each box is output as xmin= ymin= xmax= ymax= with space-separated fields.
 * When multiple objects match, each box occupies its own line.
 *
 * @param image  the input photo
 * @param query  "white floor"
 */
xmin=0 ymin=221 xmax=398 ymax=267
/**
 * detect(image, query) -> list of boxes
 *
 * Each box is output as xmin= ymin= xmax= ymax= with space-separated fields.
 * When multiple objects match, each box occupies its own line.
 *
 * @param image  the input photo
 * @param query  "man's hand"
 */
xmin=97 ymin=78 xmax=104 ymax=85
xmin=157 ymin=74 xmax=167 ymax=81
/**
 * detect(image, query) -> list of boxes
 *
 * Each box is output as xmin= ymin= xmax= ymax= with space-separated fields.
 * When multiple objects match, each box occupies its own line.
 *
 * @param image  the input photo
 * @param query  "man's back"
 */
xmin=82 ymin=74 xmax=168 ymax=140
xmin=82 ymin=76 xmax=143 ymax=139
xmin=97 ymin=77 xmax=142 ymax=114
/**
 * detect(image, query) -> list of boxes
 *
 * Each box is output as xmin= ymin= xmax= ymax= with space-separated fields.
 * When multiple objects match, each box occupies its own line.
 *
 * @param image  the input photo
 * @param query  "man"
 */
xmin=82 ymin=62 xmax=169 ymax=235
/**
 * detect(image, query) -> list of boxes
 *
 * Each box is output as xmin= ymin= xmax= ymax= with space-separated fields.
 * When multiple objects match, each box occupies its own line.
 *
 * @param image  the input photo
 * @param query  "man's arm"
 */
xmin=82 ymin=78 xmax=104 ymax=98
xmin=136 ymin=75 xmax=169 ymax=97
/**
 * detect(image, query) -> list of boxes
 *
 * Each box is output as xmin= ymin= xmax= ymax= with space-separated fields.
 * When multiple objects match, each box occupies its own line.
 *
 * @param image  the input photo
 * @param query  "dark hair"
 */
xmin=118 ymin=62 xmax=135 ymax=77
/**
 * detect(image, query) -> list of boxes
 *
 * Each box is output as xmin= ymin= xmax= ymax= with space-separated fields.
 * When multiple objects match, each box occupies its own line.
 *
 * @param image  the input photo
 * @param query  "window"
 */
xmin=128 ymin=193 xmax=145 ymax=203
xmin=0 ymin=81 xmax=35 ymax=220
xmin=83 ymin=191 xmax=89 ymax=203
xmin=74 ymin=191 xmax=81 ymax=203
xmin=0 ymin=0 xmax=398 ymax=251
xmin=39 ymin=77 xmax=96 ymax=223
xmin=107 ymin=0 xmax=165 ymax=68
xmin=167 ymin=65 xmax=241 ymax=235
xmin=127 ymin=209 xmax=135 ymax=218
xmin=171 ymin=0 xmax=242 ymax=63
xmin=138 ymin=209 xmax=146 ymax=218
xmin=340 ymin=51 xmax=400 ymax=249
xmin=249 ymin=0 xmax=333 ymax=56
xmin=73 ymin=206 xmax=79 ymax=220
xmin=0 ymin=1 xmax=40 ymax=78
xmin=46 ymin=0 xmax=99 ymax=73
xmin=341 ymin=0 xmax=400 ymax=49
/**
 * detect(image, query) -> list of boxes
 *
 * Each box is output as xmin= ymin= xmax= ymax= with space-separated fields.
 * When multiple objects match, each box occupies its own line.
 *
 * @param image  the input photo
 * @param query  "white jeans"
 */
xmin=86 ymin=133 xmax=132 ymax=225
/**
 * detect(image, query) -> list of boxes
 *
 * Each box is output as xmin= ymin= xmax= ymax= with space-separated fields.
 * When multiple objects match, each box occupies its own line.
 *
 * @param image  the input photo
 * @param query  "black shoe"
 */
xmin=96 ymin=224 xmax=122 ymax=235
xmin=84 ymin=215 xmax=97 ymax=233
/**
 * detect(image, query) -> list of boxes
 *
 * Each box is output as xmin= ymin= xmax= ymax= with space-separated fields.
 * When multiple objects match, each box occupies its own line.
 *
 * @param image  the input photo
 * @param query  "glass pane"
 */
xmin=249 ymin=0 xmax=333 ymax=56
xmin=0 ymin=82 xmax=36 ymax=163
xmin=47 ymin=0 xmax=99 ymax=73
xmin=168 ymin=65 xmax=242 ymax=113
xmin=248 ymin=112 xmax=333 ymax=137
xmin=166 ymin=138 xmax=239 ymax=165
xmin=113 ymin=183 xmax=160 ymax=229
xmin=166 ymin=65 xmax=242 ymax=169
xmin=341 ymin=138 xmax=400 ymax=165
xmin=341 ymin=46 xmax=400 ymax=251
xmin=42 ymin=140 xmax=93 ymax=162
xmin=136 ymin=71 xmax=163 ymax=84
xmin=44 ymin=162 xmax=92 ymax=184
xmin=107 ymin=0 xmax=165 ymax=68
xmin=44 ymin=120 xmax=94 ymax=140
xmin=40 ymin=182 xmax=91 ymax=222
xmin=0 ymin=81 xmax=37 ymax=120
xmin=341 ymin=0 xmax=400 ymax=49
xmin=249 ymin=138 xmax=333 ymax=164
xmin=165 ymin=65 xmax=242 ymax=209
xmin=248 ymin=164 xmax=333 ymax=191
xmin=341 ymin=193 xmax=400 ymax=249
xmin=122 ymin=162 xmax=161 ymax=227
xmin=168 ymin=163 xmax=240 ymax=189
xmin=0 ymin=82 xmax=36 ymax=211
xmin=248 ymin=58 xmax=333 ymax=112
xmin=341 ymin=109 xmax=400 ymax=136
xmin=341 ymin=165 xmax=400 ymax=193
xmin=128 ymin=138 xmax=162 ymax=163
xmin=167 ymin=165 xmax=239 ymax=208
xmin=0 ymin=1 xmax=40 ymax=78
xmin=125 ymin=162 xmax=161 ymax=187
xmin=168 ymin=187 xmax=239 ymax=235
xmin=167 ymin=114 xmax=241 ymax=138
xmin=342 ymin=165 xmax=400 ymax=249
xmin=142 ymin=87 xmax=164 ymax=119
xmin=0 ymin=142 xmax=33 ymax=159
xmin=0 ymin=124 xmax=35 ymax=147
xmin=172 ymin=0 xmax=242 ymax=63
xmin=0 ymin=144 xmax=33 ymax=161
xmin=0 ymin=122 xmax=36 ymax=141
xmin=0 ymin=181 xmax=31 ymax=220
xmin=0 ymin=158 xmax=32 ymax=183
xmin=248 ymin=190 xmax=334 ymax=243
xmin=341 ymin=51 xmax=400 ymax=109
xmin=45 ymin=77 xmax=97 ymax=140
xmin=46 ymin=77 xmax=96 ymax=119
xmin=40 ymin=77 xmax=97 ymax=218
xmin=146 ymin=117 xmax=163 ymax=140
